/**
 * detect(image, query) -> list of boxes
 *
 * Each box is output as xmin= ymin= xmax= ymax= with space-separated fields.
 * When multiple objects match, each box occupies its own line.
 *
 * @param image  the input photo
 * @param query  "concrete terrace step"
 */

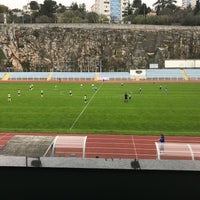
xmin=2 ymin=72 xmax=11 ymax=80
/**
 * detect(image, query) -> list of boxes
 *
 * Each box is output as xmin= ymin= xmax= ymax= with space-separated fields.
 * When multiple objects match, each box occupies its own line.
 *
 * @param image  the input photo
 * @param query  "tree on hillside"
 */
xmin=123 ymin=2 xmax=134 ymax=17
xmin=153 ymin=0 xmax=166 ymax=14
xmin=78 ymin=3 xmax=86 ymax=12
xmin=0 ymin=5 xmax=9 ymax=13
xmin=166 ymin=0 xmax=177 ymax=8
xmin=138 ymin=3 xmax=149 ymax=15
xmin=132 ymin=0 xmax=149 ymax=16
xmin=98 ymin=14 xmax=109 ymax=23
xmin=40 ymin=0 xmax=57 ymax=18
xmin=153 ymin=0 xmax=177 ymax=14
xmin=57 ymin=3 xmax=66 ymax=13
xmin=194 ymin=0 xmax=200 ymax=15
xmin=70 ymin=2 xmax=79 ymax=10
xmin=59 ymin=10 xmax=76 ymax=23
xmin=133 ymin=0 xmax=142 ymax=8
xmin=35 ymin=15 xmax=52 ymax=23
xmin=87 ymin=12 xmax=99 ymax=23
xmin=30 ymin=1 xmax=40 ymax=11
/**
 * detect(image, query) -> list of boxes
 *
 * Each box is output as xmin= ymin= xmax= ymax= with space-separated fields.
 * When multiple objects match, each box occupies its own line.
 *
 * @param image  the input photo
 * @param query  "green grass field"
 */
xmin=0 ymin=81 xmax=199 ymax=136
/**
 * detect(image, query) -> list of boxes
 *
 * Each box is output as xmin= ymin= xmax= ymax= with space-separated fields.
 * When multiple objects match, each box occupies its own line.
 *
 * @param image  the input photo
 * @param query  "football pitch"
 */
xmin=0 ymin=81 xmax=199 ymax=136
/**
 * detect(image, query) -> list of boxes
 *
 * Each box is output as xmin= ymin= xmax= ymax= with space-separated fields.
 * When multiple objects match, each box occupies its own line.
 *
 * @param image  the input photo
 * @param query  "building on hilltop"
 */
xmin=22 ymin=0 xmax=40 ymax=15
xmin=182 ymin=0 xmax=196 ymax=9
xmin=94 ymin=0 xmax=128 ymax=23
xmin=94 ymin=0 xmax=111 ymax=21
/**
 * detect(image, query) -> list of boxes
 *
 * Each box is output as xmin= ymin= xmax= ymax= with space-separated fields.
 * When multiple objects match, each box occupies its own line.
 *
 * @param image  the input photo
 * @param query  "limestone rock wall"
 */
xmin=0 ymin=24 xmax=200 ymax=72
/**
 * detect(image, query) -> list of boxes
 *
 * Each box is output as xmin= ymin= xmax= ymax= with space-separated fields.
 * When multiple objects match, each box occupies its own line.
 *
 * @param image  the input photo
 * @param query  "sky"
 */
xmin=0 ymin=0 xmax=182 ymax=11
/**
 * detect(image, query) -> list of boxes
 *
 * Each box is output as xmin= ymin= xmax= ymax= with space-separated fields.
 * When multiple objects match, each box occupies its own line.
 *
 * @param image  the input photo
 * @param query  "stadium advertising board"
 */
xmin=149 ymin=64 xmax=158 ymax=69
xmin=130 ymin=70 xmax=146 ymax=79
xmin=97 ymin=76 xmax=109 ymax=81
xmin=165 ymin=60 xmax=200 ymax=68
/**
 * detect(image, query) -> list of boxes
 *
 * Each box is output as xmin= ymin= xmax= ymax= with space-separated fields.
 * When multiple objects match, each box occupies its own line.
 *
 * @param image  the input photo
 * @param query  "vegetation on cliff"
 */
xmin=0 ymin=0 xmax=200 ymax=25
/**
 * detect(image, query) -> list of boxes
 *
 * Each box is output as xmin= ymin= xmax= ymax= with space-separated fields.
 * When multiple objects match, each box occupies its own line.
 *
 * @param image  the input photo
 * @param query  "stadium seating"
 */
xmin=99 ymin=72 xmax=130 ymax=80
xmin=51 ymin=72 xmax=95 ymax=80
xmin=9 ymin=72 xmax=49 ymax=80
xmin=0 ymin=72 xmax=5 ymax=79
xmin=146 ymin=69 xmax=183 ymax=80
xmin=0 ymin=69 xmax=200 ymax=81
xmin=184 ymin=69 xmax=200 ymax=80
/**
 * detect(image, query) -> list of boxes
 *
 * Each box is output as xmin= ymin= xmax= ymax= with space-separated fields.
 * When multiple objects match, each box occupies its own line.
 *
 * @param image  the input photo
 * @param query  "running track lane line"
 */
xmin=131 ymin=135 xmax=138 ymax=159
xmin=70 ymin=83 xmax=103 ymax=130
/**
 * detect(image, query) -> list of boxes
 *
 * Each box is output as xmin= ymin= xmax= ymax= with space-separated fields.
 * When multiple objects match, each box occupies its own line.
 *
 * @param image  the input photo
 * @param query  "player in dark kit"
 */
xmin=159 ymin=134 xmax=165 ymax=153
xmin=124 ymin=93 xmax=128 ymax=102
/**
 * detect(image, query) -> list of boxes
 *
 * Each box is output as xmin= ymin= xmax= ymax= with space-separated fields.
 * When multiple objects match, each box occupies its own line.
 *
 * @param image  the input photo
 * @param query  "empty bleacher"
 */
xmin=0 ymin=69 xmax=200 ymax=81
xmin=184 ymin=69 xmax=200 ymax=80
xmin=9 ymin=72 xmax=49 ymax=80
xmin=146 ymin=69 xmax=184 ymax=80
xmin=99 ymin=72 xmax=130 ymax=80
xmin=0 ymin=72 xmax=5 ymax=79
xmin=51 ymin=72 xmax=95 ymax=81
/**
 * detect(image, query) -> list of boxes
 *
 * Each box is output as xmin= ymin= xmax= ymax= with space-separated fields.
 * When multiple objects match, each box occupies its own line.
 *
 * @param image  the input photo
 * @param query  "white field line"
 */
xmin=70 ymin=83 xmax=103 ymax=130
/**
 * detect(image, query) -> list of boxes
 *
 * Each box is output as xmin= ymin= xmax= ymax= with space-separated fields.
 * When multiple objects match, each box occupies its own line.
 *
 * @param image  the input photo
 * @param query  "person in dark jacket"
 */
xmin=159 ymin=134 xmax=165 ymax=153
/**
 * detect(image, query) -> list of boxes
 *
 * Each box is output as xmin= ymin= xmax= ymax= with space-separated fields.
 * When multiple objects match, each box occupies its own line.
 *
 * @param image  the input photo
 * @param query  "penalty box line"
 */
xmin=70 ymin=83 xmax=103 ymax=130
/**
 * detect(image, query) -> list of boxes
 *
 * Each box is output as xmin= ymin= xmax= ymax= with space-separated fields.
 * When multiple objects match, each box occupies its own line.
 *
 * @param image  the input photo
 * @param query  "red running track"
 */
xmin=1 ymin=133 xmax=200 ymax=160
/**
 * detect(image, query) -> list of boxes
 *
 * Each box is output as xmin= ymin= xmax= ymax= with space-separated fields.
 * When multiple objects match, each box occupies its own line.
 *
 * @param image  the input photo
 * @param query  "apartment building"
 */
xmin=94 ymin=0 xmax=128 ymax=23
xmin=182 ymin=0 xmax=196 ymax=8
xmin=94 ymin=0 xmax=110 ymax=20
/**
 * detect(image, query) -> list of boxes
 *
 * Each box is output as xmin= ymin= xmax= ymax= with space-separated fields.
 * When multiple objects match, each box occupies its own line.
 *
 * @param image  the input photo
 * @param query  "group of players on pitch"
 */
xmin=7 ymin=83 xmax=91 ymax=104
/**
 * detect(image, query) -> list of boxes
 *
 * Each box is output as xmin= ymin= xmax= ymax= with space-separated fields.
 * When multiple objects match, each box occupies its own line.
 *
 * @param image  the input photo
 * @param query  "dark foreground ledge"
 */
xmin=0 ymin=156 xmax=200 ymax=171
xmin=0 ymin=156 xmax=200 ymax=199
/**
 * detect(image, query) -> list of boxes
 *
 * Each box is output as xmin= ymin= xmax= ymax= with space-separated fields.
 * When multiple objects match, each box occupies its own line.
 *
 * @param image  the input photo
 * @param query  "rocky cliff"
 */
xmin=0 ymin=24 xmax=200 ymax=72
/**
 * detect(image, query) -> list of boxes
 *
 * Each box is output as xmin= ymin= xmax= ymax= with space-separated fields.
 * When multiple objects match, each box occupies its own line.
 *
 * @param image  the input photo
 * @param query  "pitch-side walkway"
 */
xmin=1 ymin=133 xmax=200 ymax=160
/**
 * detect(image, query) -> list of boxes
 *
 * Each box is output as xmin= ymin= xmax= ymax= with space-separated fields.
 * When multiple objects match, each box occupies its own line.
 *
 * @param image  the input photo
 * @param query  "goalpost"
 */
xmin=44 ymin=136 xmax=87 ymax=158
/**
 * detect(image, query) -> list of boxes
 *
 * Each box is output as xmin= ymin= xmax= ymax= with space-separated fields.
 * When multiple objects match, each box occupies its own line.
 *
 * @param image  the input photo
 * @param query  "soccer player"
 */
xmin=69 ymin=89 xmax=72 ymax=96
xmin=165 ymin=87 xmax=168 ymax=94
xmin=124 ymin=93 xmax=128 ymax=102
xmin=139 ymin=87 xmax=142 ymax=94
xmin=94 ymin=86 xmax=97 ymax=92
xmin=17 ymin=89 xmax=21 ymax=96
xmin=41 ymin=90 xmax=44 ymax=97
xmin=8 ymin=93 xmax=11 ymax=102
xmin=84 ymin=94 xmax=87 ymax=104
xmin=30 ymin=84 xmax=34 ymax=91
